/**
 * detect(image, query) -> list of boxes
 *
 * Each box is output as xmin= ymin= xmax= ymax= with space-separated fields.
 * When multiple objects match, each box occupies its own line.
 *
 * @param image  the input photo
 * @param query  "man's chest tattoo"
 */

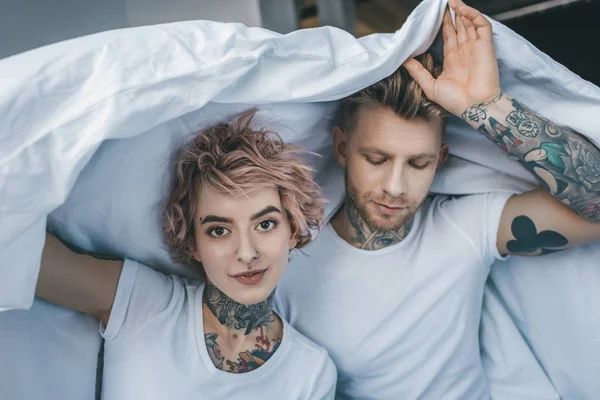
xmin=204 ymin=326 xmax=281 ymax=373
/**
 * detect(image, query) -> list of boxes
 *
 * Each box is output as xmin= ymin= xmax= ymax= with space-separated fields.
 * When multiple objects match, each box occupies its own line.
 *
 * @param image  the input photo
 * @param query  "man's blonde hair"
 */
xmin=335 ymin=53 xmax=447 ymax=133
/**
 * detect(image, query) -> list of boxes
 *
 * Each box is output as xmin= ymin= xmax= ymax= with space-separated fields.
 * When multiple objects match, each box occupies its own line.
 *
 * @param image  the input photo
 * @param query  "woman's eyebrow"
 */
xmin=199 ymin=215 xmax=232 ymax=225
xmin=199 ymin=206 xmax=281 ymax=224
xmin=250 ymin=205 xmax=281 ymax=221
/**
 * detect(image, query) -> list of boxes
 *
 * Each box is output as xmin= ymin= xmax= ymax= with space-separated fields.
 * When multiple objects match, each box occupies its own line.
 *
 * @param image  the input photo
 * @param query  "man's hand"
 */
xmin=403 ymin=0 xmax=500 ymax=117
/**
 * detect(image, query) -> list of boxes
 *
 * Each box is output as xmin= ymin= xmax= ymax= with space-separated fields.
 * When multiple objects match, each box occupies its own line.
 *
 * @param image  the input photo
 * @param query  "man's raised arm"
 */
xmin=404 ymin=0 xmax=600 ymax=255
xmin=463 ymin=91 xmax=600 ymax=221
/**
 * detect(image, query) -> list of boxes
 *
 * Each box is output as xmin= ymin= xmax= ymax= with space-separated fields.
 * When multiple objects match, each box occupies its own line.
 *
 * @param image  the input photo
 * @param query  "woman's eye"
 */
xmin=257 ymin=220 xmax=277 ymax=231
xmin=208 ymin=226 xmax=230 ymax=237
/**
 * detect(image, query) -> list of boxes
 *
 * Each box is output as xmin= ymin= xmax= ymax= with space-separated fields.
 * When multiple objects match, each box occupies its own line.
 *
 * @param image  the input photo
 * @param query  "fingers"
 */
xmin=403 ymin=57 xmax=436 ymax=99
xmin=442 ymin=6 xmax=478 ymax=48
xmin=455 ymin=13 xmax=468 ymax=44
xmin=442 ymin=8 xmax=457 ymax=51
xmin=461 ymin=16 xmax=478 ymax=40
xmin=449 ymin=0 xmax=492 ymax=40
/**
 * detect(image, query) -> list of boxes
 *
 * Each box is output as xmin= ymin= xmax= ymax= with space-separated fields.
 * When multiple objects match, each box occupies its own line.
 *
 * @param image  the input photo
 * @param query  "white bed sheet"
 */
xmin=1 ymin=0 xmax=599 ymax=398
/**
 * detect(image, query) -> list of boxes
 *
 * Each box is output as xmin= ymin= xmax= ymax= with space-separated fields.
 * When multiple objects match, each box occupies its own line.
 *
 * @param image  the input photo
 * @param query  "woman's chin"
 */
xmin=227 ymin=283 xmax=276 ymax=306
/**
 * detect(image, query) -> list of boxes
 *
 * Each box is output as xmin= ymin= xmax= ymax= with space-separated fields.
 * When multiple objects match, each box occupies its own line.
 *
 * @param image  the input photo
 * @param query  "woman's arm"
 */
xmin=35 ymin=233 xmax=123 ymax=325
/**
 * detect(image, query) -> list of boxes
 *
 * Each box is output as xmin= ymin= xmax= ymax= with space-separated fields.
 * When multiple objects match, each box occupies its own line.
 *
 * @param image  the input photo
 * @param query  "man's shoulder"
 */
xmin=421 ymin=193 xmax=499 ymax=234
xmin=427 ymin=193 xmax=493 ymax=213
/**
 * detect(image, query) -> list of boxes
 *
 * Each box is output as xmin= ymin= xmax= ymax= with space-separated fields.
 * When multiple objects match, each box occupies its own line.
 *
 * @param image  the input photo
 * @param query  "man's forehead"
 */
xmin=355 ymin=105 xmax=440 ymax=131
xmin=351 ymin=106 xmax=443 ymax=143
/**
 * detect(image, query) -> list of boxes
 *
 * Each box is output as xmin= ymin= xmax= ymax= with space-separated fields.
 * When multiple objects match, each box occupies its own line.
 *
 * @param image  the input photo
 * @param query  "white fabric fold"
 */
xmin=1 ymin=0 xmax=599 ymax=397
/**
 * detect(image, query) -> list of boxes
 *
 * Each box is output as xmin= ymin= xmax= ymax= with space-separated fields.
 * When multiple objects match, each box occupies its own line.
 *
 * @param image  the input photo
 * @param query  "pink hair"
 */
xmin=163 ymin=109 xmax=325 ymax=267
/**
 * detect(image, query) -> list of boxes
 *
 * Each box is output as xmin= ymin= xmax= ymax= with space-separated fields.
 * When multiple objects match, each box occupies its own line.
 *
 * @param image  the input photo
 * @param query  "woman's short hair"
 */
xmin=163 ymin=109 xmax=325 ymax=267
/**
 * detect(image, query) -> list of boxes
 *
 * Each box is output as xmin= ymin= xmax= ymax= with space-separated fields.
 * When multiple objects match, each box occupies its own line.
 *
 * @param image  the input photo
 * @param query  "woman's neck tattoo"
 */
xmin=203 ymin=283 xmax=276 ymax=335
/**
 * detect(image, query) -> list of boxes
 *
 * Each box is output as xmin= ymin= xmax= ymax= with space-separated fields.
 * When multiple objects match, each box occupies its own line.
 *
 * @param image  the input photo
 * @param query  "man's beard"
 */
xmin=345 ymin=172 xmax=419 ymax=232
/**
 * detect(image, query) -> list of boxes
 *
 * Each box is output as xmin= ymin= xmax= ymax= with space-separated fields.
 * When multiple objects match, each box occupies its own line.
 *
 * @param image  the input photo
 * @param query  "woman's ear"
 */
xmin=193 ymin=246 xmax=202 ymax=264
xmin=332 ymin=127 xmax=348 ymax=167
xmin=288 ymin=234 xmax=297 ymax=250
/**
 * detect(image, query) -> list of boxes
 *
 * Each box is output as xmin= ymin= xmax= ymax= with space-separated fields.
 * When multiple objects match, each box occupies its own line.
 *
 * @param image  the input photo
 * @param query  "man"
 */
xmin=274 ymin=0 xmax=600 ymax=398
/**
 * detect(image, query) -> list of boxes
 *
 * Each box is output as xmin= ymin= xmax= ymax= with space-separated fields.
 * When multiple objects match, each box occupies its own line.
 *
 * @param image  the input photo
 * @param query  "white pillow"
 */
xmin=2 ymin=0 xmax=600 ymax=398
xmin=0 ymin=299 xmax=101 ymax=400
xmin=48 ymin=102 xmax=340 ymax=277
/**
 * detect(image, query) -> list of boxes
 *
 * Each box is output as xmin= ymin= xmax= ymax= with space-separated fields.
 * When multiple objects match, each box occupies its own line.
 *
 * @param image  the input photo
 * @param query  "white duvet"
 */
xmin=1 ymin=0 xmax=599 ymax=398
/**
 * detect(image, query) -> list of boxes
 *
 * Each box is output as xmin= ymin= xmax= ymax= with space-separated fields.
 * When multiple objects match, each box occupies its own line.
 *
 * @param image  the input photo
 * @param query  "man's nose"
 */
xmin=382 ymin=164 xmax=407 ymax=198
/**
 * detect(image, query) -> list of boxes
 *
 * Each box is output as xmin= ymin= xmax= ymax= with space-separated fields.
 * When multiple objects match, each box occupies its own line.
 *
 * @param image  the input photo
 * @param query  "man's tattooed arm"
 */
xmin=463 ymin=93 xmax=600 ymax=222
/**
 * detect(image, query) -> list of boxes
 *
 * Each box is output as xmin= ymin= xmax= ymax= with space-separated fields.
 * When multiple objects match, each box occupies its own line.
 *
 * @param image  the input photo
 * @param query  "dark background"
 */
xmin=503 ymin=0 xmax=600 ymax=85
xmin=299 ymin=0 xmax=600 ymax=87
xmin=3 ymin=0 xmax=598 ymax=88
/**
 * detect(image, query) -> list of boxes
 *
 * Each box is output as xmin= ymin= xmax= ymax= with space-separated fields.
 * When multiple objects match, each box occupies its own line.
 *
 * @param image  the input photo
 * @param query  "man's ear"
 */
xmin=332 ymin=127 xmax=349 ymax=167
xmin=437 ymin=144 xmax=449 ymax=169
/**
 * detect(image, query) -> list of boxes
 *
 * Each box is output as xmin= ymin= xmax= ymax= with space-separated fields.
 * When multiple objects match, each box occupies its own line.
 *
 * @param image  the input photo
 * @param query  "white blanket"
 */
xmin=1 ymin=0 xmax=599 ymax=398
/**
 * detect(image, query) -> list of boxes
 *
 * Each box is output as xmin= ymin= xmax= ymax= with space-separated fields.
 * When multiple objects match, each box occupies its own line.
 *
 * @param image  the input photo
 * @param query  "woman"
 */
xmin=36 ymin=110 xmax=337 ymax=399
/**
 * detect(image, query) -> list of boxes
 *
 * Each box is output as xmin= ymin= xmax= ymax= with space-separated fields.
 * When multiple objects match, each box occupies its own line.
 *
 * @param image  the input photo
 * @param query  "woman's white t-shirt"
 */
xmin=100 ymin=260 xmax=337 ymax=400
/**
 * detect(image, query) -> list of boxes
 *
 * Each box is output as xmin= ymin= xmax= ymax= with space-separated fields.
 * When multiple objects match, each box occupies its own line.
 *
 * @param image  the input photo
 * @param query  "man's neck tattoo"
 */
xmin=344 ymin=195 xmax=413 ymax=251
xmin=203 ymin=283 xmax=276 ymax=335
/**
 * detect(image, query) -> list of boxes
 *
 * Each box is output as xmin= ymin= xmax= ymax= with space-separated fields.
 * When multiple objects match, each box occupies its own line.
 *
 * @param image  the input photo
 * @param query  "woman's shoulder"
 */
xmin=282 ymin=319 xmax=337 ymax=396
xmin=280 ymin=317 xmax=334 ymax=365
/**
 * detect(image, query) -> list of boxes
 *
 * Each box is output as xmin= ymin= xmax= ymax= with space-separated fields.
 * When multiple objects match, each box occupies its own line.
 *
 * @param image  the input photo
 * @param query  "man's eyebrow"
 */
xmin=199 ymin=215 xmax=233 ymax=225
xmin=359 ymin=148 xmax=437 ymax=159
xmin=250 ymin=205 xmax=282 ymax=221
xmin=412 ymin=153 xmax=438 ymax=159
xmin=359 ymin=148 xmax=393 ymax=157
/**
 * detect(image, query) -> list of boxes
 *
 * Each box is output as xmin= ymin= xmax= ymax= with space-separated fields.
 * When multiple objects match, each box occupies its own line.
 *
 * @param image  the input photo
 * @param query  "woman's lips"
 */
xmin=231 ymin=269 xmax=267 ymax=285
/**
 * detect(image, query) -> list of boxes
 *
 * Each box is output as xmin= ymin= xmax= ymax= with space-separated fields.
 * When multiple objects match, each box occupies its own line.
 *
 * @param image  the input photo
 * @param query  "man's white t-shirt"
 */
xmin=274 ymin=193 xmax=512 ymax=400
xmin=101 ymin=260 xmax=337 ymax=400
